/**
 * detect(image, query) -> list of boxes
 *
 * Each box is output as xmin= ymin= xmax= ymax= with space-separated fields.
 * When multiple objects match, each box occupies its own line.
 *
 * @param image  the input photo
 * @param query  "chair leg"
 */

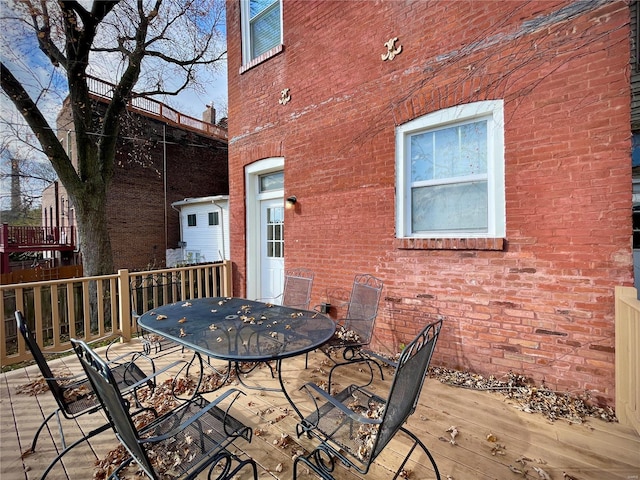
xmin=394 ymin=426 xmax=441 ymax=480
xmin=38 ymin=422 xmax=112 ymax=480
xmin=29 ymin=408 xmax=62 ymax=453
xmin=217 ymin=454 xmax=259 ymax=480
xmin=293 ymin=447 xmax=337 ymax=480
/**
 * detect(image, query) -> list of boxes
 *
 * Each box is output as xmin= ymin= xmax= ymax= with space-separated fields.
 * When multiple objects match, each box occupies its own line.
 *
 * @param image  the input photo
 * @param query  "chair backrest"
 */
xmin=15 ymin=311 xmax=65 ymax=404
xmin=343 ymin=274 xmax=383 ymax=344
xmin=371 ymin=318 xmax=442 ymax=462
xmin=71 ymin=339 xmax=157 ymax=478
xmin=282 ymin=268 xmax=314 ymax=309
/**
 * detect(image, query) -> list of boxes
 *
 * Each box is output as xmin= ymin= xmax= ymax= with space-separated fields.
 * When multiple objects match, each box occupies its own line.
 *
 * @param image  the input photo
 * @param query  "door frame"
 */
xmin=245 ymin=157 xmax=284 ymax=301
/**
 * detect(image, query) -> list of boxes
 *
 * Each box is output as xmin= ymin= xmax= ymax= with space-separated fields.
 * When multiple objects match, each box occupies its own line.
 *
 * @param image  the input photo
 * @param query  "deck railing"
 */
xmin=615 ymin=286 xmax=640 ymax=435
xmin=86 ymin=75 xmax=228 ymax=140
xmin=0 ymin=261 xmax=232 ymax=368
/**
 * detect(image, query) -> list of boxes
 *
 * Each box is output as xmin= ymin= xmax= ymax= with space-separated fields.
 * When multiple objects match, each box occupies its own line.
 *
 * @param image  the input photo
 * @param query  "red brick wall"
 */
xmin=227 ymin=0 xmax=632 ymax=405
xmin=55 ymin=101 xmax=228 ymax=271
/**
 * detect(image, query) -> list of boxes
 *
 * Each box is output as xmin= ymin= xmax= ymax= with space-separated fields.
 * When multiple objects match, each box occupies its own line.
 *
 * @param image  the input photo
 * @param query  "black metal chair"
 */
xmin=239 ymin=268 xmax=315 ymax=379
xmin=313 ymin=274 xmax=383 ymax=382
xmin=281 ymin=267 xmax=315 ymax=309
xmin=72 ymin=339 xmax=258 ymax=480
xmin=15 ymin=310 xmax=157 ymax=478
xmin=294 ymin=318 xmax=443 ymax=480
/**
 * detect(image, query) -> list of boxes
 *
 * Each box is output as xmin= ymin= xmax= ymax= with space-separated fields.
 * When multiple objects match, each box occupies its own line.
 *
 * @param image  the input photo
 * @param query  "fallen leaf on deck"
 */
xmin=533 ymin=466 xmax=552 ymax=480
xmin=446 ymin=425 xmax=458 ymax=445
xmin=508 ymin=464 xmax=526 ymax=475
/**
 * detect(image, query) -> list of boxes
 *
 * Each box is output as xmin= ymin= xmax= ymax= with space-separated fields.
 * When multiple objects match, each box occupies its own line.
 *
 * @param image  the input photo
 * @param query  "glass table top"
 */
xmin=137 ymin=297 xmax=336 ymax=362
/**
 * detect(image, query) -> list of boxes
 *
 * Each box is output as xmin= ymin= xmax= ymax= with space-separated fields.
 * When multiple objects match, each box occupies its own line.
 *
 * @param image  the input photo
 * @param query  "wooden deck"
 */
xmin=1 ymin=341 xmax=638 ymax=480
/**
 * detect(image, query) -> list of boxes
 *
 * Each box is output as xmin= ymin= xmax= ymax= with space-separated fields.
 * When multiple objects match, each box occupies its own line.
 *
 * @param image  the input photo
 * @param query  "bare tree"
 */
xmin=1 ymin=0 xmax=226 ymax=275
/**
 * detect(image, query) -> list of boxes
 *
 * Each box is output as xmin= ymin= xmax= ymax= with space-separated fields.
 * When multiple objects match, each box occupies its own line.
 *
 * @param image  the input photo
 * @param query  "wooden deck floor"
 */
xmin=1 ymin=340 xmax=638 ymax=480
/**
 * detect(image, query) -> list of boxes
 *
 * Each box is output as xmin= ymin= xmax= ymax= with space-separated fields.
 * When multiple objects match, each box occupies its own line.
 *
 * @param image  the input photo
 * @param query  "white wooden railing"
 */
xmin=0 ymin=261 xmax=232 ymax=367
xmin=615 ymin=286 xmax=640 ymax=434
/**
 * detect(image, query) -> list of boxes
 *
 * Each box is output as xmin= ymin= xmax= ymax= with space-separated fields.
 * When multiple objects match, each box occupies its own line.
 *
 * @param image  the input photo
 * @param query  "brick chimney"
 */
xmin=203 ymin=104 xmax=216 ymax=125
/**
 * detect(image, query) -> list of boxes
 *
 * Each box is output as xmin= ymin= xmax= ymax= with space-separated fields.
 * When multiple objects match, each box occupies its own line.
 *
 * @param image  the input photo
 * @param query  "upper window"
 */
xmin=241 ymin=0 xmax=282 ymax=64
xmin=208 ymin=211 xmax=219 ymax=226
xmin=396 ymin=100 xmax=505 ymax=239
xmin=187 ymin=214 xmax=197 ymax=227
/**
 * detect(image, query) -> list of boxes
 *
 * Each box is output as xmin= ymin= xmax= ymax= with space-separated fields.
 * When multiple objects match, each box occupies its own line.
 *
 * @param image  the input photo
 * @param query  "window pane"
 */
xmin=260 ymin=171 xmax=284 ymax=192
xmin=459 ymin=121 xmax=487 ymax=175
xmin=411 ymin=120 xmax=487 ymax=182
xmin=250 ymin=0 xmax=276 ymax=17
xmin=410 ymin=131 xmax=434 ymax=182
xmin=251 ymin=2 xmax=280 ymax=58
xmin=411 ymin=181 xmax=488 ymax=232
xmin=265 ymin=205 xmax=284 ymax=258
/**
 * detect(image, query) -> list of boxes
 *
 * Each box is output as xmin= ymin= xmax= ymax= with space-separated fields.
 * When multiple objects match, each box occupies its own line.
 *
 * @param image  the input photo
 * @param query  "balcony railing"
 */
xmin=0 ymin=224 xmax=75 ymax=251
xmin=0 ymin=261 xmax=232 ymax=368
xmin=86 ymin=75 xmax=228 ymax=140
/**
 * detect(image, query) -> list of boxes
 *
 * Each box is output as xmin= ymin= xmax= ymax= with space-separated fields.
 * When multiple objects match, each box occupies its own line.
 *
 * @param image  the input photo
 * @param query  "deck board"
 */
xmin=1 ymin=341 xmax=638 ymax=480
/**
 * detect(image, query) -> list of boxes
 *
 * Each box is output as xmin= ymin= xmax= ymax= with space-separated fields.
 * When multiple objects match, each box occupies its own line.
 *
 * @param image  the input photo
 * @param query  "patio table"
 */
xmin=137 ymin=297 xmax=336 ymax=418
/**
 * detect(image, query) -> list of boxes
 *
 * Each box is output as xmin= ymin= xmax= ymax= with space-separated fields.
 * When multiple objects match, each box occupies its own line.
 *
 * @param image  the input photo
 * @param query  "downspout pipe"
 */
xmin=171 ymin=203 xmax=184 ymax=263
xmin=212 ymin=200 xmax=226 ymax=261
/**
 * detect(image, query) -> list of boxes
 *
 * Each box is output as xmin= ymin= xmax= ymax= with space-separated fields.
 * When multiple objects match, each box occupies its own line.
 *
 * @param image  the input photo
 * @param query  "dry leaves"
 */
xmin=429 ymin=367 xmax=617 ymax=423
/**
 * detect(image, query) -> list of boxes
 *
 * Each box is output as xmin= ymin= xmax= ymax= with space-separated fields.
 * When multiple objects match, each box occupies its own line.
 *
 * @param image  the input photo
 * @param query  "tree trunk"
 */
xmin=75 ymin=191 xmax=114 ymax=276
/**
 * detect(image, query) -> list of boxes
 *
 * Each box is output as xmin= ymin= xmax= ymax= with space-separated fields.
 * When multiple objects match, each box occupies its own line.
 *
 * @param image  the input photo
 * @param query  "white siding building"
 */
xmin=169 ymin=196 xmax=230 ymax=266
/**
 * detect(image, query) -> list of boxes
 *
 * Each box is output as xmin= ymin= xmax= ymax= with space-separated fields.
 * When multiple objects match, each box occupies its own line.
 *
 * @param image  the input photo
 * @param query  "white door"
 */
xmin=245 ymin=160 xmax=285 ymax=301
xmin=260 ymin=199 xmax=285 ymax=302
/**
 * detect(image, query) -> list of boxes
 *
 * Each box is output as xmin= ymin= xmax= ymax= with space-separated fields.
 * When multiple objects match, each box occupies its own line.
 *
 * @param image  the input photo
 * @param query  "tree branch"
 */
xmin=0 ymin=62 xmax=81 ymax=194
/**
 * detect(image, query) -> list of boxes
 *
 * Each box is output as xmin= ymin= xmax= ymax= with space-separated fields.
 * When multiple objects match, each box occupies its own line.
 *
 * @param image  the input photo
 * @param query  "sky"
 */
xmin=0 ymin=0 xmax=228 ymax=211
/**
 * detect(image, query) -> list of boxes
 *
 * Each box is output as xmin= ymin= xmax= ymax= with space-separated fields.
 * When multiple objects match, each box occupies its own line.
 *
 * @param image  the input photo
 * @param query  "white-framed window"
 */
xmin=396 ymin=100 xmax=505 ymax=239
xmin=240 ymin=0 xmax=282 ymax=64
xmin=185 ymin=250 xmax=201 ymax=263
xmin=208 ymin=211 xmax=219 ymax=226
xmin=187 ymin=214 xmax=197 ymax=227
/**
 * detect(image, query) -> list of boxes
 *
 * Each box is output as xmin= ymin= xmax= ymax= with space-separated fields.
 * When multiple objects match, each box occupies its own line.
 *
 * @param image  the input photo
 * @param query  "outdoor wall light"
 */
xmin=285 ymin=195 xmax=298 ymax=210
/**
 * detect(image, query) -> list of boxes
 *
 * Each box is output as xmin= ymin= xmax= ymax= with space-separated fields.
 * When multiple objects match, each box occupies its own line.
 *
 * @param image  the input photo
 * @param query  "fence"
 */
xmin=615 ymin=286 xmax=640 ymax=435
xmin=0 ymin=261 xmax=232 ymax=368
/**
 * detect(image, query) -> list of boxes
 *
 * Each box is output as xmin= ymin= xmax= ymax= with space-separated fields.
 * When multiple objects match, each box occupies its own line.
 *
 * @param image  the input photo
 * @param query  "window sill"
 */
xmin=239 ymin=44 xmax=284 ymax=74
xmin=395 ymin=237 xmax=505 ymax=251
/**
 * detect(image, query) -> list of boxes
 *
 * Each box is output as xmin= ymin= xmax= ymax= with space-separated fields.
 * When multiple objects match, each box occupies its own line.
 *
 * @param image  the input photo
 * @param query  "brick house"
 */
xmin=226 ymin=0 xmax=633 ymax=406
xmin=43 ymin=91 xmax=228 ymax=271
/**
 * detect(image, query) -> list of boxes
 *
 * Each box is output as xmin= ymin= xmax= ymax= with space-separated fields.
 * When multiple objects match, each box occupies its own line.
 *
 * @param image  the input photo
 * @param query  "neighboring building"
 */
xmin=43 ymin=81 xmax=229 ymax=271
xmin=226 ymin=0 xmax=632 ymax=405
xmin=168 ymin=195 xmax=230 ymax=266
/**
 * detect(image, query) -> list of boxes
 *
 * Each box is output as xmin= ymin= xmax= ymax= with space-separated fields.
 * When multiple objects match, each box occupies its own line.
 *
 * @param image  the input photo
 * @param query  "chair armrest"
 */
xmin=361 ymin=349 xmax=398 ymax=368
xmin=107 ymin=349 xmax=155 ymax=373
xmin=42 ymin=374 xmax=88 ymax=388
xmin=300 ymin=382 xmax=383 ymax=426
xmin=139 ymin=388 xmax=247 ymax=443
xmin=120 ymin=359 xmax=187 ymax=394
